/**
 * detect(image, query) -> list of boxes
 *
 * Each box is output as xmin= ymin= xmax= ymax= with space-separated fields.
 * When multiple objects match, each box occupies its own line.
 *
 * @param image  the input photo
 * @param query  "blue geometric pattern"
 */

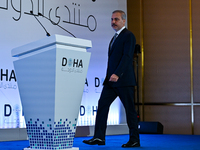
xmin=26 ymin=118 xmax=77 ymax=149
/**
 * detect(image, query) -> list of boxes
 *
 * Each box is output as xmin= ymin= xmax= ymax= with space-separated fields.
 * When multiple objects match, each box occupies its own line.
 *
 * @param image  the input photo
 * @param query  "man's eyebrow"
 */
xmin=111 ymin=17 xmax=120 ymax=20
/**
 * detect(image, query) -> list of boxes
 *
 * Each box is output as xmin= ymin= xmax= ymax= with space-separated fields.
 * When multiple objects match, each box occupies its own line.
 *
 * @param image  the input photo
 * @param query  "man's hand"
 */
xmin=109 ymin=74 xmax=119 ymax=82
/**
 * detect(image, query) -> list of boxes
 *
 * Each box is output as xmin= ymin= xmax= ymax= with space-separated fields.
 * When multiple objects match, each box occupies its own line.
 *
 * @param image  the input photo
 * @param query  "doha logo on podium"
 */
xmin=61 ymin=57 xmax=84 ymax=74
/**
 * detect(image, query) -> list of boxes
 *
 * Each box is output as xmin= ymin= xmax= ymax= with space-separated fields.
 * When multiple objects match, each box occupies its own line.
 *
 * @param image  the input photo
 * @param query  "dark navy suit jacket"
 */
xmin=103 ymin=28 xmax=136 ymax=87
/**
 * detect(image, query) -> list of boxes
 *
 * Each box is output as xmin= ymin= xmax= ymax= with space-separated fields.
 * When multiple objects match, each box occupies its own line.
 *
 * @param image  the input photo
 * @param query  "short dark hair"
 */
xmin=112 ymin=10 xmax=126 ymax=20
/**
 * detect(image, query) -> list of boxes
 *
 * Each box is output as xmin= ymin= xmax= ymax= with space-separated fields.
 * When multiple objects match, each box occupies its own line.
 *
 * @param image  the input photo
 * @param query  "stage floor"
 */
xmin=0 ymin=134 xmax=200 ymax=150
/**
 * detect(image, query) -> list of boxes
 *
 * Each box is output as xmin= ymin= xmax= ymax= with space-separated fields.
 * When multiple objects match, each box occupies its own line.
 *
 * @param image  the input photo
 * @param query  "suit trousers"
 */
xmin=93 ymin=84 xmax=140 ymax=143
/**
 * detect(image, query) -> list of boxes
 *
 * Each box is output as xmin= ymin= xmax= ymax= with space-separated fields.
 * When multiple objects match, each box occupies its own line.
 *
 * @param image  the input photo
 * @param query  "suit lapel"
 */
xmin=108 ymin=36 xmax=115 ymax=55
xmin=108 ymin=28 xmax=127 ymax=56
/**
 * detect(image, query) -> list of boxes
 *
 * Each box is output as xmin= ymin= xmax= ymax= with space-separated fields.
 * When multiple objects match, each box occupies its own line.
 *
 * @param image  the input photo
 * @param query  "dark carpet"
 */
xmin=0 ymin=134 xmax=200 ymax=150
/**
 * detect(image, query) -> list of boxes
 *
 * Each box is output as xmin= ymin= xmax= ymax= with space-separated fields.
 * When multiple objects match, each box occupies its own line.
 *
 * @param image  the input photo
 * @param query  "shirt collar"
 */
xmin=116 ymin=26 xmax=125 ymax=35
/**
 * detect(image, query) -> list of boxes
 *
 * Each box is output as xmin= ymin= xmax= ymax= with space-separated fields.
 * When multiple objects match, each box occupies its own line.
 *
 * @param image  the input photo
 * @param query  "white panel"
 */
xmin=0 ymin=0 xmax=127 ymax=129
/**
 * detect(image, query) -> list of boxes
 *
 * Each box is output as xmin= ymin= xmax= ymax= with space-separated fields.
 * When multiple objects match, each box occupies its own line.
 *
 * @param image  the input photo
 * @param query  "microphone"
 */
xmin=38 ymin=13 xmax=76 ymax=38
xmin=30 ymin=11 xmax=51 ymax=37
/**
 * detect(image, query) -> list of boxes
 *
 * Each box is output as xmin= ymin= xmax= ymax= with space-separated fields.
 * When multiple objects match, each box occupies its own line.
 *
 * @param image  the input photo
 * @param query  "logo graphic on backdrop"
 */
xmin=0 ymin=68 xmax=24 ymax=128
xmin=0 ymin=69 xmax=17 ymax=89
xmin=0 ymin=0 xmax=97 ymax=37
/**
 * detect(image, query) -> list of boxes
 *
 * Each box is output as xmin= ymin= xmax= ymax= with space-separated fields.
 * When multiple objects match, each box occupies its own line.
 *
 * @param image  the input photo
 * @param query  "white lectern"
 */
xmin=11 ymin=35 xmax=91 ymax=150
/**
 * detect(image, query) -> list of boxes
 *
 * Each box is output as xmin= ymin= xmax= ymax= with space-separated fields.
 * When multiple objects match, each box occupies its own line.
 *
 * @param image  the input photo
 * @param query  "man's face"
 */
xmin=111 ymin=12 xmax=125 ymax=31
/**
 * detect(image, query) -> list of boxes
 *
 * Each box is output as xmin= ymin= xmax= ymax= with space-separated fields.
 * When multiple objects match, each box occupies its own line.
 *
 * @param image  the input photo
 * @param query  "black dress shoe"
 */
xmin=122 ymin=141 xmax=140 ymax=148
xmin=83 ymin=138 xmax=105 ymax=145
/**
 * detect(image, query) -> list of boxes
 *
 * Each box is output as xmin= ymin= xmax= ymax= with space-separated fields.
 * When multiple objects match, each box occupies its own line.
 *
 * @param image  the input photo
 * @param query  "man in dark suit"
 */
xmin=83 ymin=10 xmax=140 ymax=148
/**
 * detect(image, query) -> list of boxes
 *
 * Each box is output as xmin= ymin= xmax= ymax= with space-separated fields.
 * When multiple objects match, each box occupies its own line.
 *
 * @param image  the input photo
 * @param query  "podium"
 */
xmin=11 ymin=35 xmax=91 ymax=150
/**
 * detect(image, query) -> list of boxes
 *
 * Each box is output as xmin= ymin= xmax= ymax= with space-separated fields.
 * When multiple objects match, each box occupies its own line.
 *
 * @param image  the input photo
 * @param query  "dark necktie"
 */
xmin=110 ymin=33 xmax=118 ymax=48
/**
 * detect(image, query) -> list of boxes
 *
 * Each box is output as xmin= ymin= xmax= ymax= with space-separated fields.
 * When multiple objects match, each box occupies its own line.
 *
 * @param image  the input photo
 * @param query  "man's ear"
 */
xmin=123 ymin=19 xmax=126 ymax=25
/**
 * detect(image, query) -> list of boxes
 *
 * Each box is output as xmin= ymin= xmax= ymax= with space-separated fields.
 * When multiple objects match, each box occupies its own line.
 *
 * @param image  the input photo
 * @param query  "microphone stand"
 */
xmin=38 ymin=13 xmax=76 ymax=38
xmin=134 ymin=44 xmax=141 ymax=122
xmin=30 ymin=11 xmax=50 ymax=37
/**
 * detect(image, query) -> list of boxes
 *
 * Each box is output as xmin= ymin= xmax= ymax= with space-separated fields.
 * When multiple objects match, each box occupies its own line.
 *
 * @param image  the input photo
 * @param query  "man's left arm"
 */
xmin=111 ymin=32 xmax=136 ymax=81
xmin=109 ymin=74 xmax=119 ymax=82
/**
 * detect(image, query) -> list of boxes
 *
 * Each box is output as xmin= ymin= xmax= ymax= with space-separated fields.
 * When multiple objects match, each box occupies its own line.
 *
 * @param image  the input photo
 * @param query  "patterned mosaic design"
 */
xmin=26 ymin=118 xmax=77 ymax=149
